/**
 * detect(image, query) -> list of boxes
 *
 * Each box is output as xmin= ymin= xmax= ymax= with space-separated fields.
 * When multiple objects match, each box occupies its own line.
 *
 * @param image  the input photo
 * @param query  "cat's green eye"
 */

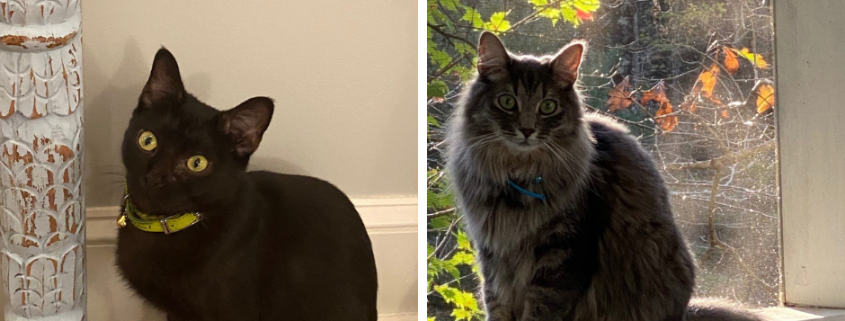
xmin=498 ymin=94 xmax=517 ymax=111
xmin=539 ymin=100 xmax=558 ymax=115
xmin=187 ymin=156 xmax=209 ymax=172
xmin=138 ymin=131 xmax=157 ymax=151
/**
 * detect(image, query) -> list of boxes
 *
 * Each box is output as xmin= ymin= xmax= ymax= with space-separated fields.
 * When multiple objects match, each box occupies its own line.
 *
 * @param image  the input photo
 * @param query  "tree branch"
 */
xmin=428 ymin=23 xmax=478 ymax=51
xmin=663 ymin=140 xmax=776 ymax=170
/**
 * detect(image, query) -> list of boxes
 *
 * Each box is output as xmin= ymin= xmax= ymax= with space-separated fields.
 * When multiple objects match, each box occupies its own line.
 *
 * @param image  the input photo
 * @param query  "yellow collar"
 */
xmin=118 ymin=193 xmax=204 ymax=234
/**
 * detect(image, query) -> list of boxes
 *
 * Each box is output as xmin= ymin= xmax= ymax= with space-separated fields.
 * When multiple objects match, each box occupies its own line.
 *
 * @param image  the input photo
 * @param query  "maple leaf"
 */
xmin=723 ymin=47 xmax=739 ymax=75
xmin=699 ymin=64 xmax=719 ymax=98
xmin=642 ymin=81 xmax=670 ymax=105
xmin=757 ymin=83 xmax=775 ymax=114
xmin=655 ymin=101 xmax=678 ymax=132
xmin=731 ymin=48 xmax=768 ymax=69
xmin=643 ymin=81 xmax=678 ymax=132
xmin=606 ymin=76 xmax=634 ymax=112
xmin=694 ymin=64 xmax=722 ymax=105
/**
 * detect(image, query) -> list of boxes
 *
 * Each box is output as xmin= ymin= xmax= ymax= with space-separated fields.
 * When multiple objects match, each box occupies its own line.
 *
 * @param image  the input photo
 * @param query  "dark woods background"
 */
xmin=427 ymin=0 xmax=778 ymax=320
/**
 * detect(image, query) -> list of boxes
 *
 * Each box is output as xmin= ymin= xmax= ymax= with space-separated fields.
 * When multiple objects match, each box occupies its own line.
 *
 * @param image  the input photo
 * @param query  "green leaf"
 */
xmin=572 ymin=0 xmax=601 ymax=12
xmin=427 ymin=189 xmax=455 ymax=210
xmin=427 ymin=80 xmax=449 ymax=99
xmin=430 ymin=49 xmax=452 ymax=68
xmin=435 ymin=284 xmax=481 ymax=318
xmin=427 ymin=115 xmax=441 ymax=128
xmin=461 ymin=6 xmax=484 ymax=28
xmin=561 ymin=4 xmax=580 ymax=26
xmin=427 ymin=29 xmax=438 ymax=59
xmin=456 ymin=231 xmax=472 ymax=250
xmin=454 ymin=64 xmax=476 ymax=81
xmin=538 ymin=8 xmax=561 ymax=26
xmin=444 ymin=261 xmax=461 ymax=280
xmin=484 ymin=12 xmax=511 ymax=32
xmin=426 ymin=255 xmax=441 ymax=284
xmin=529 ymin=0 xmax=548 ymax=6
xmin=454 ymin=42 xmax=475 ymax=56
xmin=430 ymin=7 xmax=450 ymax=25
xmin=427 ymin=190 xmax=439 ymax=209
xmin=452 ymin=309 xmax=472 ymax=320
xmin=430 ymin=215 xmax=452 ymax=229
xmin=449 ymin=251 xmax=475 ymax=266
xmin=440 ymin=0 xmax=459 ymax=12
xmin=427 ymin=6 xmax=437 ymax=24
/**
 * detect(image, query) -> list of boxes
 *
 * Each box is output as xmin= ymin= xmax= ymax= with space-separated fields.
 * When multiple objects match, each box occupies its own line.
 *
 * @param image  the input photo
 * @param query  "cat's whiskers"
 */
xmin=466 ymin=133 xmax=503 ymax=152
xmin=542 ymin=141 xmax=576 ymax=175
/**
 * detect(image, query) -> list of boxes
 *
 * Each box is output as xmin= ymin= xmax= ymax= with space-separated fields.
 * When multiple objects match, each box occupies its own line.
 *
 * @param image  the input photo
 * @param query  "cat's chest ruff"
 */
xmin=469 ymin=199 xmax=560 ymax=255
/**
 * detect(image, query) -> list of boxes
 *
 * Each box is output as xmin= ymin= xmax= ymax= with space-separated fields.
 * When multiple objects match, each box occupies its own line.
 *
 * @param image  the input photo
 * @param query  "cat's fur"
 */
xmin=115 ymin=48 xmax=378 ymax=321
xmin=445 ymin=32 xmax=760 ymax=321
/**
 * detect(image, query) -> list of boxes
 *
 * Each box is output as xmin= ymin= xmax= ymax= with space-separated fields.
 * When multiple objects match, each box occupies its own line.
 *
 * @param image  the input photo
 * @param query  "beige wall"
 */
xmin=81 ymin=0 xmax=418 ymax=206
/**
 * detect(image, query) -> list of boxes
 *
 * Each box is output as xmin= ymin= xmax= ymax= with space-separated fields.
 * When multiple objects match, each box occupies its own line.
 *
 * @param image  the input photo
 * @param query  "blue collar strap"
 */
xmin=507 ymin=176 xmax=545 ymax=200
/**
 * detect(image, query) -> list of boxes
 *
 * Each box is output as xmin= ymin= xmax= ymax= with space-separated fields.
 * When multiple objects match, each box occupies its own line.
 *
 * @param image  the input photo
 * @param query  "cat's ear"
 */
xmin=140 ymin=48 xmax=185 ymax=107
xmin=220 ymin=97 xmax=275 ymax=157
xmin=477 ymin=32 xmax=510 ymax=80
xmin=550 ymin=40 xmax=587 ymax=85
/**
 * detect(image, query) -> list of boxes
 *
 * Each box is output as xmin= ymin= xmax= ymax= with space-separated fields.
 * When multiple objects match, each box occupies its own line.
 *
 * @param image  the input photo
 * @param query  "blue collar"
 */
xmin=507 ymin=176 xmax=545 ymax=200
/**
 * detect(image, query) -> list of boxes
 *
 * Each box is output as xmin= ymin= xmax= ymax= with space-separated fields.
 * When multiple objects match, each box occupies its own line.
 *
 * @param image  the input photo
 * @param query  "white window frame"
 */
xmin=760 ymin=0 xmax=845 ymax=320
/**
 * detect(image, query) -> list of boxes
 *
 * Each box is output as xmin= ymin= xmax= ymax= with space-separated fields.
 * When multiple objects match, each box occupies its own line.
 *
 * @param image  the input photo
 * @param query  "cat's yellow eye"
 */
xmin=498 ymin=94 xmax=517 ymax=111
xmin=138 ymin=131 xmax=157 ymax=151
xmin=539 ymin=100 xmax=558 ymax=115
xmin=187 ymin=155 xmax=208 ymax=172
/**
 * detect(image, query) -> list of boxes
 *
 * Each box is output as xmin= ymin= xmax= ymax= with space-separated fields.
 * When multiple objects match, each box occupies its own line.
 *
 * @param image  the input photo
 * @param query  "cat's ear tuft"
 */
xmin=551 ymin=40 xmax=587 ymax=85
xmin=477 ymin=32 xmax=510 ymax=80
xmin=220 ymin=97 xmax=275 ymax=157
xmin=140 ymin=47 xmax=185 ymax=107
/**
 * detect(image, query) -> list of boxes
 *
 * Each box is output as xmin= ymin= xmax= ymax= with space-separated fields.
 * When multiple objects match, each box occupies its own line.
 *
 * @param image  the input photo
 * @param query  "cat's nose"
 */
xmin=519 ymin=128 xmax=535 ymax=138
xmin=141 ymin=175 xmax=164 ymax=190
xmin=141 ymin=172 xmax=176 ymax=190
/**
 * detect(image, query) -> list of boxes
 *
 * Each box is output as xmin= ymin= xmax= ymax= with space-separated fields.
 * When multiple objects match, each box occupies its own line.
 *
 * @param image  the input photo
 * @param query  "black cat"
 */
xmin=115 ymin=48 xmax=378 ymax=321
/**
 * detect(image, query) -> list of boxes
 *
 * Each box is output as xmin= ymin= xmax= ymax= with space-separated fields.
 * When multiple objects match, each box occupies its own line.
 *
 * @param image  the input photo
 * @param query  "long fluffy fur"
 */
xmin=445 ymin=32 xmax=760 ymax=321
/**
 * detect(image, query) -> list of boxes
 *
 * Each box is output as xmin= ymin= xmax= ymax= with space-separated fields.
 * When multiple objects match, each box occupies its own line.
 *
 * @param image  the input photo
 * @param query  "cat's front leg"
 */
xmin=518 ymin=286 xmax=581 ymax=321
xmin=482 ymin=284 xmax=515 ymax=321
xmin=518 ymin=249 xmax=585 ymax=321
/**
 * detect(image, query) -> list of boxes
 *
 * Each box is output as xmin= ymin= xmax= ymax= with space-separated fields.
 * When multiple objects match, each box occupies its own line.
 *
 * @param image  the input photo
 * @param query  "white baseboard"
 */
xmin=83 ymin=196 xmax=418 ymax=318
xmin=379 ymin=313 xmax=418 ymax=321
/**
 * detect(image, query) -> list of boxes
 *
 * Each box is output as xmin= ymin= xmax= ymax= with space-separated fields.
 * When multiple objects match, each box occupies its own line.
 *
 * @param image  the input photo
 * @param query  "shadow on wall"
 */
xmin=84 ymin=37 xmax=211 ymax=206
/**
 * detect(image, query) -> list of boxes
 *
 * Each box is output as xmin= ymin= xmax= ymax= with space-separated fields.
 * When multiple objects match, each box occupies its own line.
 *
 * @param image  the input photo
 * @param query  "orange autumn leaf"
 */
xmin=693 ymin=64 xmax=723 ymax=106
xmin=731 ymin=48 xmax=768 ymax=69
xmin=642 ymin=81 xmax=670 ymax=105
xmin=655 ymin=100 xmax=678 ymax=132
xmin=757 ymin=83 xmax=776 ymax=114
xmin=721 ymin=109 xmax=729 ymax=118
xmin=697 ymin=64 xmax=720 ymax=99
xmin=723 ymin=47 xmax=739 ymax=75
xmin=607 ymin=76 xmax=634 ymax=112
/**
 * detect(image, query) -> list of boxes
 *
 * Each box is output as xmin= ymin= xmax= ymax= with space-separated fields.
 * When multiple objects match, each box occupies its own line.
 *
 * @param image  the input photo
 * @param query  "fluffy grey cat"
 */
xmin=445 ymin=32 xmax=761 ymax=321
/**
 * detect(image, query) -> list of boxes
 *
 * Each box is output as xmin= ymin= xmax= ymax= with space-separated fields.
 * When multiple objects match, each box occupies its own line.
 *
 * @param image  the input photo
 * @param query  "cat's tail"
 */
xmin=686 ymin=298 xmax=763 ymax=321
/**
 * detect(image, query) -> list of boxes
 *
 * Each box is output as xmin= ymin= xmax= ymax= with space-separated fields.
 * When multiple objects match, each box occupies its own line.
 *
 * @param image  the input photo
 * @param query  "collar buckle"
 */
xmin=160 ymin=212 xmax=204 ymax=235
xmin=160 ymin=217 xmax=172 ymax=235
